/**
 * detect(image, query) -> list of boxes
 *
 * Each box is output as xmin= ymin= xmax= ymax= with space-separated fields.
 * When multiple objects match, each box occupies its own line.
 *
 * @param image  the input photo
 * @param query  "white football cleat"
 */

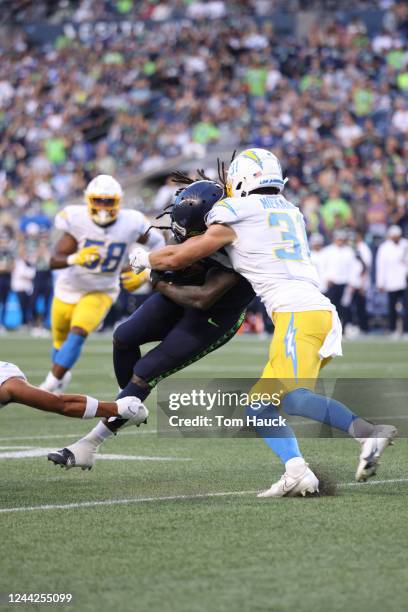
xmin=47 ymin=439 xmax=96 ymax=471
xmin=116 ymin=396 xmax=149 ymax=424
xmin=355 ymin=424 xmax=397 ymax=482
xmin=40 ymin=370 xmax=72 ymax=392
xmin=258 ymin=463 xmax=319 ymax=498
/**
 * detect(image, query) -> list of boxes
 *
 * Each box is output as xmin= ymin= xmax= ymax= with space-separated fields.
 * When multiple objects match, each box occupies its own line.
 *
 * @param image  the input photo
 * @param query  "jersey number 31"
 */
xmin=269 ymin=212 xmax=310 ymax=262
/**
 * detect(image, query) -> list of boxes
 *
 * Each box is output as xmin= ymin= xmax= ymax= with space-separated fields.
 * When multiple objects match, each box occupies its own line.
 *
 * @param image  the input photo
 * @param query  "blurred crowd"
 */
xmin=1 ymin=1 xmax=407 ymax=230
xmin=6 ymin=0 xmax=392 ymax=24
xmin=0 ymin=0 xmax=407 ymax=334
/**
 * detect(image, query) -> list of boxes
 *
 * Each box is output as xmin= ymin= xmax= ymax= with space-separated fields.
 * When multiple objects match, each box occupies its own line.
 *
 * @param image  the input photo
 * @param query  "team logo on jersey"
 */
xmin=213 ymin=200 xmax=238 ymax=216
xmin=284 ymin=313 xmax=298 ymax=379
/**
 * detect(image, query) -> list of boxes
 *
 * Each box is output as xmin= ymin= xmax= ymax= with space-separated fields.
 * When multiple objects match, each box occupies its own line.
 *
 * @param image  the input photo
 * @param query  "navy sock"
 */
xmin=116 ymin=380 xmax=150 ymax=402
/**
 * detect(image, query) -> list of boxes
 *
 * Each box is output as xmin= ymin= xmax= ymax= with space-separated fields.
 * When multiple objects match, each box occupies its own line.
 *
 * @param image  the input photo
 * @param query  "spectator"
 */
xmin=11 ymin=247 xmax=35 ymax=327
xmin=376 ymin=225 xmax=408 ymax=336
xmin=0 ymin=226 xmax=15 ymax=330
xmin=322 ymin=230 xmax=357 ymax=327
xmin=309 ymin=233 xmax=327 ymax=293
xmin=321 ymin=187 xmax=352 ymax=233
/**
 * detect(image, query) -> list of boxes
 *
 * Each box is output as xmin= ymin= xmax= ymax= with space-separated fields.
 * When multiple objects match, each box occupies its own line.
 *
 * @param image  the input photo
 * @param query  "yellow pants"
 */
xmin=51 ymin=292 xmax=113 ymax=350
xmin=252 ymin=310 xmax=333 ymax=398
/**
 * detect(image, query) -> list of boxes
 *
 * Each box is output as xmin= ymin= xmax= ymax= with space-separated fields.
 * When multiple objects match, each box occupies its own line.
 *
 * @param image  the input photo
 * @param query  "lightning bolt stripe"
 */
xmin=241 ymin=149 xmax=263 ymax=168
xmin=284 ymin=313 xmax=298 ymax=379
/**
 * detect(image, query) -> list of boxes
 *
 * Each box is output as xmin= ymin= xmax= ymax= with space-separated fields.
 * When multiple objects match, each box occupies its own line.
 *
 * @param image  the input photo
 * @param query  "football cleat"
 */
xmin=40 ymin=371 xmax=72 ymax=393
xmin=355 ymin=424 xmax=397 ymax=482
xmin=47 ymin=439 xmax=96 ymax=471
xmin=258 ymin=464 xmax=319 ymax=498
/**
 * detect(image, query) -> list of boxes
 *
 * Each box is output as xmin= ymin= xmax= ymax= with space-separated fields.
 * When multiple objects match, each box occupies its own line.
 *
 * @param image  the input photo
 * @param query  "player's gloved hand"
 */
xmin=120 ymin=269 xmax=149 ymax=292
xmin=116 ymin=396 xmax=149 ymax=424
xmin=129 ymin=245 xmax=150 ymax=273
xmin=67 ymin=245 xmax=102 ymax=267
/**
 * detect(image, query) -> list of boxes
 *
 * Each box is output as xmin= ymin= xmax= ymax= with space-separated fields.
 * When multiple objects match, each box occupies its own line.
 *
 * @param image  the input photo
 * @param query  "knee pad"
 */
xmin=281 ymin=388 xmax=312 ymax=416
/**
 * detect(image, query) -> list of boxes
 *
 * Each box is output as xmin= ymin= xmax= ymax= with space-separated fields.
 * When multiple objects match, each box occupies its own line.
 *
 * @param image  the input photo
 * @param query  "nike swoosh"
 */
xmin=208 ymin=318 xmax=219 ymax=327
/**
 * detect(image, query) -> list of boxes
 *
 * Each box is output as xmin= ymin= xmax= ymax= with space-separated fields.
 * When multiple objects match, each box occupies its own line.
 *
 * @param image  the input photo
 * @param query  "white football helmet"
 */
xmin=85 ymin=174 xmax=123 ymax=226
xmin=226 ymin=148 xmax=287 ymax=198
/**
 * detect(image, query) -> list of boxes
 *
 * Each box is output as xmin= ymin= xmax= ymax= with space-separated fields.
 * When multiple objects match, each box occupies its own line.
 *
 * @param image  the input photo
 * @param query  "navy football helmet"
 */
xmin=171 ymin=180 xmax=224 ymax=243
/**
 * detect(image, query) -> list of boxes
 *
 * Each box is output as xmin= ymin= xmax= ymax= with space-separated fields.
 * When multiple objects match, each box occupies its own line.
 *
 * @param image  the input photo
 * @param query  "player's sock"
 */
xmin=81 ymin=421 xmax=114 ymax=448
xmin=247 ymin=403 xmax=303 ymax=464
xmin=282 ymin=388 xmax=375 ymax=436
xmin=54 ymin=331 xmax=86 ymax=369
xmin=348 ymin=417 xmax=377 ymax=439
xmin=116 ymin=380 xmax=150 ymax=402
xmin=113 ymin=343 xmax=141 ymax=389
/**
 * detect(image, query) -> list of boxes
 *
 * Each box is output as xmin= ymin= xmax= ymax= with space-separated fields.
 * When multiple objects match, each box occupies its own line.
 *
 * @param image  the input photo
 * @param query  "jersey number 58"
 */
xmin=83 ymin=239 xmax=126 ymax=272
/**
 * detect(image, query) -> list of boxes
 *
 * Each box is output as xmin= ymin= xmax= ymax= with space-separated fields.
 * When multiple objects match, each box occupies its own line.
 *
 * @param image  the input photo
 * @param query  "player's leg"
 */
xmin=42 ymin=292 xmax=113 ymax=391
xmin=41 ymin=297 xmax=75 ymax=391
xmin=112 ymin=293 xmax=184 ymax=389
xmin=116 ymin=306 xmax=245 ymax=400
xmin=272 ymin=311 xmax=397 ymax=481
xmin=50 ymin=307 xmax=245 ymax=469
xmin=48 ymin=295 xmax=184 ymax=468
xmin=251 ymin=326 xmax=318 ymax=498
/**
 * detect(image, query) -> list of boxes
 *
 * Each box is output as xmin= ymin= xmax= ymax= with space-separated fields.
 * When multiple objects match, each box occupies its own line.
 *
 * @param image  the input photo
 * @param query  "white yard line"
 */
xmin=0 ymin=448 xmax=190 ymax=461
xmin=0 ymin=477 xmax=407 ymax=515
xmin=0 ymin=430 xmax=156 ymax=442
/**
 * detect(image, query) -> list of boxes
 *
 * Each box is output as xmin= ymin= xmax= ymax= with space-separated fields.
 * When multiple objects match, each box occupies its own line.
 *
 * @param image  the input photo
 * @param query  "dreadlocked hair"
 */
xmin=148 ymin=155 xmax=236 ymax=234
xmin=217 ymin=150 xmax=236 ymax=190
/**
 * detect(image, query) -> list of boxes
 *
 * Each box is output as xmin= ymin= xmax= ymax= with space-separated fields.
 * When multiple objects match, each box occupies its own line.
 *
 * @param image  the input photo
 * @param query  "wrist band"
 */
xmin=67 ymin=254 xmax=76 ymax=266
xmin=83 ymin=395 xmax=98 ymax=419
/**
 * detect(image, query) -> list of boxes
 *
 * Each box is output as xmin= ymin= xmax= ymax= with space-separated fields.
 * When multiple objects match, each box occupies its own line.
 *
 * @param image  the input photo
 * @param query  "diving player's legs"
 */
xmin=41 ymin=293 xmax=112 ymax=392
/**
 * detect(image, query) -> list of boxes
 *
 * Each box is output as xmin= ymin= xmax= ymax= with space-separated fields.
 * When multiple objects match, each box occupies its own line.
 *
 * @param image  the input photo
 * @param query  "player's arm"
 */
xmin=154 ymin=267 xmax=239 ymax=310
xmin=50 ymin=232 xmax=102 ymax=270
xmin=2 ymin=378 xmax=138 ymax=419
xmin=148 ymin=225 xmax=236 ymax=271
xmin=121 ymin=225 xmax=165 ymax=291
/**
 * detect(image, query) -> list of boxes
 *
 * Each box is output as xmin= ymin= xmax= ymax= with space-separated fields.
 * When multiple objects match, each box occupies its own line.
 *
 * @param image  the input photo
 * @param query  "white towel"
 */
xmin=319 ymin=310 xmax=343 ymax=359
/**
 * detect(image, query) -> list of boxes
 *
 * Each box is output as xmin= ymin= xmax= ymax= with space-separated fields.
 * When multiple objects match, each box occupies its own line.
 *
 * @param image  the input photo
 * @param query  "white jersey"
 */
xmin=54 ymin=206 xmax=151 ymax=303
xmin=206 ymin=193 xmax=333 ymax=315
xmin=0 ymin=362 xmax=26 ymax=407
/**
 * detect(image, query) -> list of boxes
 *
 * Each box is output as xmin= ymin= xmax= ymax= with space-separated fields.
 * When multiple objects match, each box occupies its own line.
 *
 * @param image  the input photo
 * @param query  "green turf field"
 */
xmin=1 ymin=333 xmax=407 ymax=612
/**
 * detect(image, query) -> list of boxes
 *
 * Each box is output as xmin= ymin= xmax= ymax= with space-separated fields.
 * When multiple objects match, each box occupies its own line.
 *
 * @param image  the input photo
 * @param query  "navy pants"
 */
xmin=113 ymin=292 xmax=245 ymax=390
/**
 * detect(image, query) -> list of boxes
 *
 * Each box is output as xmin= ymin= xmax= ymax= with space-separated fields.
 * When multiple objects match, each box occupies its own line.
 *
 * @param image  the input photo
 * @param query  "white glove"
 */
xmin=129 ymin=246 xmax=151 ymax=273
xmin=116 ymin=396 xmax=149 ymax=425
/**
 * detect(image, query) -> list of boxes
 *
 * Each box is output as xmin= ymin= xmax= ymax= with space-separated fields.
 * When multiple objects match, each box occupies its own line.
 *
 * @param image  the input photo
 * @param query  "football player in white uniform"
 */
xmin=0 ymin=361 xmax=148 ymax=430
xmin=130 ymin=148 xmax=397 ymax=497
xmin=40 ymin=175 xmax=165 ymax=393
